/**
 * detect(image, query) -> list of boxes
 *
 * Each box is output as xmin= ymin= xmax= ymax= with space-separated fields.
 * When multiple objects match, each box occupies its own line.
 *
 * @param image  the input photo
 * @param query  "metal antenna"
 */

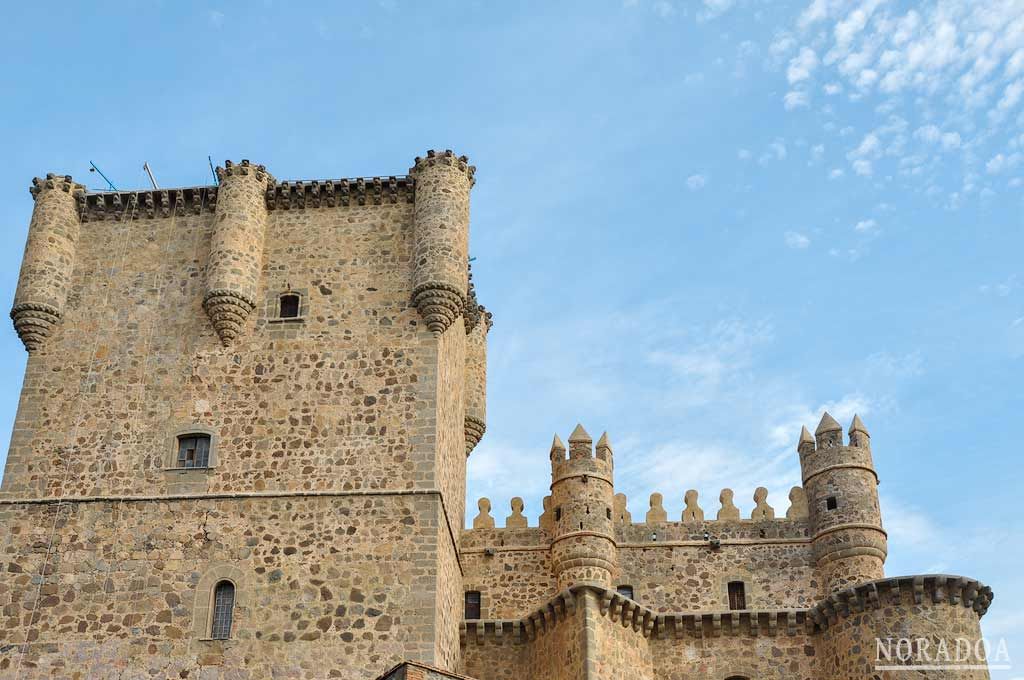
xmin=208 ymin=156 xmax=219 ymax=185
xmin=88 ymin=161 xmax=117 ymax=191
xmin=142 ymin=162 xmax=159 ymax=190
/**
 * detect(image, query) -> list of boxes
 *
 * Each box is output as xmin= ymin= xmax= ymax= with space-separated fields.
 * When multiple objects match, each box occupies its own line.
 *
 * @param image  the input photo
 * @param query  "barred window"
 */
xmin=464 ymin=591 xmax=481 ymax=620
xmin=727 ymin=581 xmax=746 ymax=610
xmin=211 ymin=580 xmax=235 ymax=639
xmin=279 ymin=293 xmax=300 ymax=318
xmin=177 ymin=434 xmax=211 ymax=468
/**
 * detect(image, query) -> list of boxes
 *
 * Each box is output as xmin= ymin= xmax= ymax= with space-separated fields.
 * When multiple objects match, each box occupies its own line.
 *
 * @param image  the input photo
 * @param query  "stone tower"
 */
xmin=549 ymin=425 xmax=618 ymax=590
xmin=0 ymin=152 xmax=485 ymax=680
xmin=799 ymin=412 xmax=886 ymax=592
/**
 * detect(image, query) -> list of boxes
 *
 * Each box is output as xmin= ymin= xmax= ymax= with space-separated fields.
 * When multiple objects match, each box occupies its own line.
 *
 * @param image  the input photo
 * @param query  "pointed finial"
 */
xmin=849 ymin=414 xmax=869 ymax=436
xmin=595 ymin=431 xmax=612 ymax=460
xmin=551 ymin=434 xmax=566 ymax=452
xmin=568 ymin=423 xmax=592 ymax=442
xmin=798 ymin=426 xmax=814 ymax=451
xmin=815 ymin=412 xmax=842 ymax=435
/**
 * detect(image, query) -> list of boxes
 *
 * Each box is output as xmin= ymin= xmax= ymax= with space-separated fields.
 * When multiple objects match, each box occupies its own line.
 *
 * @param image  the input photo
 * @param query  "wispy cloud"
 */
xmin=686 ymin=174 xmax=707 ymax=190
xmin=784 ymin=231 xmax=811 ymax=249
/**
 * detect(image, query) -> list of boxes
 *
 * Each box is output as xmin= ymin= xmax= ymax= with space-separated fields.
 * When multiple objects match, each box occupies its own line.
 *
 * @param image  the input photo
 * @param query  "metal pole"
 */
xmin=209 ymin=156 xmax=219 ymax=185
xmin=88 ymin=161 xmax=117 ymax=191
xmin=143 ymin=162 xmax=159 ymax=190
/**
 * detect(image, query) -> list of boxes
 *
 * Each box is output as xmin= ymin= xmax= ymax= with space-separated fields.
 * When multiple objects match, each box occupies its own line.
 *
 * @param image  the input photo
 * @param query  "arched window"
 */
xmin=211 ymin=580 xmax=235 ymax=639
xmin=464 ymin=590 xmax=481 ymax=620
xmin=727 ymin=581 xmax=747 ymax=610
xmin=177 ymin=433 xmax=211 ymax=468
xmin=279 ymin=293 xmax=300 ymax=319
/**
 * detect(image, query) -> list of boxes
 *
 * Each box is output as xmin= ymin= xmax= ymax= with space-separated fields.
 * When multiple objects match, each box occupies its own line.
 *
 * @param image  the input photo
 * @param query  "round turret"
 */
xmin=799 ymin=412 xmax=886 ymax=592
xmin=408 ymin=150 xmax=474 ymax=336
xmin=548 ymin=425 xmax=618 ymax=590
xmin=12 ymin=174 xmax=86 ymax=353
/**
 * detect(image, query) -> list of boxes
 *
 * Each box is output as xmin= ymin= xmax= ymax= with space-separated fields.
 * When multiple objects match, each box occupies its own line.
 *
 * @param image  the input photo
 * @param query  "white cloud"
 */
xmin=699 ymin=0 xmax=733 ymax=20
xmin=686 ymin=174 xmax=707 ymax=190
xmin=829 ymin=168 xmax=845 ymax=179
xmin=653 ymin=0 xmax=675 ymax=18
xmin=854 ymin=218 xmax=878 ymax=232
xmin=824 ymin=82 xmax=843 ymax=95
xmin=986 ymin=152 xmax=1022 ymax=174
xmin=784 ymin=90 xmax=810 ymax=110
xmin=787 ymin=47 xmax=819 ymax=84
xmin=737 ymin=148 xmax=752 ymax=160
xmin=810 ymin=144 xmax=825 ymax=162
xmin=852 ymin=159 xmax=873 ymax=176
xmin=784 ymin=231 xmax=811 ymax=249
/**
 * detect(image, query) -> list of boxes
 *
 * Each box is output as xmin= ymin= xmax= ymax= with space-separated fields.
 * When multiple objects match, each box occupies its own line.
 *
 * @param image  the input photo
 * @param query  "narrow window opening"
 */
xmin=616 ymin=585 xmax=634 ymax=600
xmin=606 ymin=507 xmax=612 ymax=520
xmin=177 ymin=434 xmax=211 ymax=468
xmin=279 ymin=294 xmax=300 ymax=319
xmin=579 ymin=521 xmax=583 ymax=531
xmin=727 ymin=581 xmax=747 ymax=610
xmin=555 ymin=507 xmax=562 ymax=521
xmin=211 ymin=580 xmax=235 ymax=639
xmin=826 ymin=496 xmax=838 ymax=511
xmin=464 ymin=591 xmax=481 ymax=620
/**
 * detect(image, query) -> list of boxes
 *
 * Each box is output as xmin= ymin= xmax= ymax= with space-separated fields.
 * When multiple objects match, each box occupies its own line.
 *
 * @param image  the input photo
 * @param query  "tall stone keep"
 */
xmin=204 ymin=159 xmax=274 ymax=345
xmin=799 ymin=412 xmax=886 ymax=592
xmin=548 ymin=425 xmax=618 ymax=590
xmin=10 ymin=174 xmax=85 ymax=352
xmin=409 ymin=150 xmax=474 ymax=335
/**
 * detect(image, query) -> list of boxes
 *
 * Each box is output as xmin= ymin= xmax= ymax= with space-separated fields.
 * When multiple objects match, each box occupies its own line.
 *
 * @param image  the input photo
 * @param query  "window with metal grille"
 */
xmin=211 ymin=580 xmax=235 ymax=639
xmin=727 ymin=581 xmax=746 ymax=610
xmin=279 ymin=294 xmax=300 ymax=318
xmin=464 ymin=591 xmax=481 ymax=620
xmin=616 ymin=585 xmax=634 ymax=600
xmin=176 ymin=434 xmax=211 ymax=468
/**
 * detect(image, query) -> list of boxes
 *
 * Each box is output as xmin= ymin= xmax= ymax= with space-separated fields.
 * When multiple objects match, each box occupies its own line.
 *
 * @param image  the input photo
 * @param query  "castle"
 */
xmin=0 ymin=152 xmax=993 ymax=679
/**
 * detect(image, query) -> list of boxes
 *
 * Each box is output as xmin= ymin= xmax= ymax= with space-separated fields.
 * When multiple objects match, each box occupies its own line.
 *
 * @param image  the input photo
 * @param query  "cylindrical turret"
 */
xmin=462 ymin=271 xmax=491 ymax=456
xmin=549 ymin=425 xmax=618 ymax=591
xmin=11 ymin=174 xmax=85 ymax=353
xmin=408 ymin=150 xmax=474 ymax=335
xmin=204 ymin=160 xmax=274 ymax=345
xmin=799 ymin=412 xmax=887 ymax=592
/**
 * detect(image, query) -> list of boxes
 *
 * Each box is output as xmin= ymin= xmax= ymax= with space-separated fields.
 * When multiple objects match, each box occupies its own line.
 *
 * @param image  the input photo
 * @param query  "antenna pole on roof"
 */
xmin=142 ymin=162 xmax=159 ymax=190
xmin=88 ymin=161 xmax=117 ymax=191
xmin=208 ymin=156 xmax=219 ymax=185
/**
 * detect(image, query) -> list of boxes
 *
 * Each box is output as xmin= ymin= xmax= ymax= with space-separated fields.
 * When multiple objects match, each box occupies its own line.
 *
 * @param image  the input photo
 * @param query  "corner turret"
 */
xmin=408 ymin=150 xmax=474 ymax=335
xmin=548 ymin=425 xmax=618 ymax=590
xmin=11 ymin=174 xmax=86 ymax=352
xmin=204 ymin=160 xmax=275 ymax=345
xmin=798 ymin=412 xmax=886 ymax=592
xmin=463 ymin=267 xmax=491 ymax=455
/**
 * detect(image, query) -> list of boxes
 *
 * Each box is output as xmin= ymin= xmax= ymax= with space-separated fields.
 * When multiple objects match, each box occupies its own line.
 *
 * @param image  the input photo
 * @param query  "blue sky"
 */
xmin=1 ymin=0 xmax=1021 ymax=674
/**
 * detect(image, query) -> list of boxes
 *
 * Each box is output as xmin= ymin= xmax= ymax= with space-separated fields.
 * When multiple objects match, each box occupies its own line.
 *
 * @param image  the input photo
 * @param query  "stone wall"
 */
xmin=650 ymin=631 xmax=817 ymax=679
xmin=585 ymin=589 xmax=654 ymax=679
xmin=0 ymin=493 xmax=450 ymax=680
xmin=461 ymin=527 xmax=555 ymax=619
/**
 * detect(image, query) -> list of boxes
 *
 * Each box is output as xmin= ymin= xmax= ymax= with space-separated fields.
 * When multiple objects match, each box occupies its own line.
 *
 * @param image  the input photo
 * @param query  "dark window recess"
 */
xmin=616 ymin=585 xmax=634 ymax=600
xmin=727 ymin=581 xmax=747 ymax=610
xmin=211 ymin=581 xmax=235 ymax=639
xmin=464 ymin=591 xmax=481 ymax=620
xmin=606 ymin=507 xmax=612 ymax=520
xmin=177 ymin=434 xmax=211 ymax=468
xmin=826 ymin=496 xmax=839 ymax=510
xmin=555 ymin=507 xmax=562 ymax=521
xmin=279 ymin=294 xmax=300 ymax=318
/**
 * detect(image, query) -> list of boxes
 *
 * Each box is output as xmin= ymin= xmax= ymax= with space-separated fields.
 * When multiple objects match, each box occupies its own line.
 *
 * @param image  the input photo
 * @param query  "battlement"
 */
xmin=808 ymin=574 xmax=994 ymax=630
xmin=458 ymin=585 xmax=813 ymax=645
xmin=468 ymin=485 xmax=810 ymax=534
xmin=409 ymin=149 xmax=476 ymax=186
xmin=29 ymin=173 xmax=86 ymax=200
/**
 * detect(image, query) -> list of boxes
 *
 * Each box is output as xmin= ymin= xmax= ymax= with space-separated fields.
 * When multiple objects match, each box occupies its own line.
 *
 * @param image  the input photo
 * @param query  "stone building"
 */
xmin=0 ymin=152 xmax=993 ymax=679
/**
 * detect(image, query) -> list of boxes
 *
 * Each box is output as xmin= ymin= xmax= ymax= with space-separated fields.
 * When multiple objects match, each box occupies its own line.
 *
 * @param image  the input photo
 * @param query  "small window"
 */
xmin=211 ymin=580 xmax=235 ymax=639
xmin=555 ymin=507 xmax=562 ymax=522
xmin=727 ymin=581 xmax=746 ymax=610
xmin=616 ymin=585 xmax=634 ymax=600
xmin=826 ymin=496 xmax=838 ymax=511
xmin=606 ymin=507 xmax=612 ymax=520
xmin=177 ymin=434 xmax=211 ymax=468
xmin=279 ymin=293 xmax=300 ymax=318
xmin=464 ymin=591 xmax=481 ymax=620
